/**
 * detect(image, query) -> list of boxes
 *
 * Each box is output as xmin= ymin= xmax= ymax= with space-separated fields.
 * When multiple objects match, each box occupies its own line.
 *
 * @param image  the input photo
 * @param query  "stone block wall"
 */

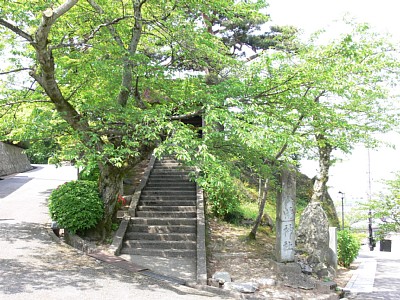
xmin=0 ymin=142 xmax=32 ymax=177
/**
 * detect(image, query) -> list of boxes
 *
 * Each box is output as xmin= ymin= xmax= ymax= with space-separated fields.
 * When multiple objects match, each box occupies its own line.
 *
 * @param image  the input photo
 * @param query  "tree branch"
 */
xmin=0 ymin=68 xmax=33 ymax=75
xmin=29 ymin=0 xmax=88 ymax=133
xmin=0 ymin=19 xmax=33 ymax=41
xmin=36 ymin=0 xmax=79 ymax=49
xmin=51 ymin=15 xmax=134 ymax=50
xmin=87 ymin=0 xmax=126 ymax=48
xmin=1 ymin=100 xmax=52 ymax=107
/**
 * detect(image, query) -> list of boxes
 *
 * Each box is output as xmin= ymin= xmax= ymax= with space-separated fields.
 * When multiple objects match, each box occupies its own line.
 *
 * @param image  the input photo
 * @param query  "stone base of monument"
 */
xmin=270 ymin=261 xmax=316 ymax=290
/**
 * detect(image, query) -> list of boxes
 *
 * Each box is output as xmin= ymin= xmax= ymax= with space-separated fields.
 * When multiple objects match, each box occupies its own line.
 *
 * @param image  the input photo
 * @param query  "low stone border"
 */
xmin=63 ymin=229 xmax=98 ymax=254
xmin=128 ymin=154 xmax=156 ymax=216
xmin=110 ymin=153 xmax=156 ymax=255
xmin=196 ymin=186 xmax=207 ymax=284
xmin=109 ymin=216 xmax=130 ymax=255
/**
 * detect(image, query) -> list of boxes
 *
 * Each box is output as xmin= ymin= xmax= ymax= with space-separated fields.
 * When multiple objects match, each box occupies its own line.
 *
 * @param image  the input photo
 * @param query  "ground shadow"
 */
xmin=0 ymin=221 xmax=216 ymax=298
xmin=0 ymin=176 xmax=33 ymax=198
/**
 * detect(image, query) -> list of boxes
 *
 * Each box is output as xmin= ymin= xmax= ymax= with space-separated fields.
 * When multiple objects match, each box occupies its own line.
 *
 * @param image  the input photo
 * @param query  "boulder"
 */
xmin=296 ymin=202 xmax=337 ymax=278
xmin=212 ymin=271 xmax=232 ymax=284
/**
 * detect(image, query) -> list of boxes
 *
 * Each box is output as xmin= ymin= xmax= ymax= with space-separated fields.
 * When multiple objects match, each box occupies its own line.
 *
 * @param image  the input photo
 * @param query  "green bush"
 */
xmin=337 ymin=229 xmax=361 ymax=268
xmin=48 ymin=180 xmax=104 ymax=234
xmin=197 ymin=162 xmax=240 ymax=218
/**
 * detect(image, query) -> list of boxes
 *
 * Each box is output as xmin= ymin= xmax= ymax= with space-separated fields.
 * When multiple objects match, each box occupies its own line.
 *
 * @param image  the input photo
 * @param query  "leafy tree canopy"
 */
xmin=1 ymin=2 xmax=399 ymax=238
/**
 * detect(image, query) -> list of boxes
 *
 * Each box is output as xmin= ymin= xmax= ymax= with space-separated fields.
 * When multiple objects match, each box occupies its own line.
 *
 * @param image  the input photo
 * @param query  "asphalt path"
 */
xmin=347 ymin=234 xmax=400 ymax=300
xmin=0 ymin=165 xmax=225 ymax=300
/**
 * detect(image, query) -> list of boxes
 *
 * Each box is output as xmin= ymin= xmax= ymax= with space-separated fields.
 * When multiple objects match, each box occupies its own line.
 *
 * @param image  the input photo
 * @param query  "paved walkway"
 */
xmin=345 ymin=233 xmax=400 ymax=299
xmin=0 ymin=165 xmax=226 ymax=299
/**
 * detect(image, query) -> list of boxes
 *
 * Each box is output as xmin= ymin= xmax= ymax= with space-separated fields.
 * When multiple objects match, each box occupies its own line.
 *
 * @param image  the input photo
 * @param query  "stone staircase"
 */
xmin=120 ymin=157 xmax=198 ymax=258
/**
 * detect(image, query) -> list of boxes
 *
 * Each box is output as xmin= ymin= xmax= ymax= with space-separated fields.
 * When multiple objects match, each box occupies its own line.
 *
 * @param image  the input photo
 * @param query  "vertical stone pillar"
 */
xmin=329 ymin=227 xmax=337 ymax=256
xmin=276 ymin=165 xmax=296 ymax=262
xmin=329 ymin=227 xmax=338 ymax=269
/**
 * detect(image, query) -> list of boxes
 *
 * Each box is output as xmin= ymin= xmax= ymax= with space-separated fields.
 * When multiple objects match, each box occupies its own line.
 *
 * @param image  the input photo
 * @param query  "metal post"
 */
xmin=367 ymin=149 xmax=375 ymax=250
xmin=338 ymin=191 xmax=345 ymax=230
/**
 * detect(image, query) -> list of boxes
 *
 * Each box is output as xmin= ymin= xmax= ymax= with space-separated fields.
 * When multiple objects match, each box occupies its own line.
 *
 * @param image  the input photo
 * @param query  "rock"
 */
xmin=256 ymin=278 xmax=276 ymax=287
xmin=299 ymin=262 xmax=313 ymax=275
xmin=315 ymin=280 xmax=337 ymax=293
xmin=296 ymin=202 xmax=337 ymax=276
xmin=207 ymin=278 xmax=220 ymax=287
xmin=223 ymin=282 xmax=259 ymax=293
xmin=284 ymin=276 xmax=315 ymax=290
xmin=316 ymin=267 xmax=336 ymax=280
xmin=270 ymin=261 xmax=302 ymax=275
xmin=296 ymin=202 xmax=329 ymax=252
xmin=212 ymin=271 xmax=232 ymax=284
xmin=261 ymin=213 xmax=274 ymax=229
xmin=324 ymin=247 xmax=338 ymax=270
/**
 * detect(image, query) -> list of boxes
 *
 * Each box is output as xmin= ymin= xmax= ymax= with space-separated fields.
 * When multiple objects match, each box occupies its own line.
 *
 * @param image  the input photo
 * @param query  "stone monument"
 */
xmin=276 ymin=165 xmax=296 ymax=262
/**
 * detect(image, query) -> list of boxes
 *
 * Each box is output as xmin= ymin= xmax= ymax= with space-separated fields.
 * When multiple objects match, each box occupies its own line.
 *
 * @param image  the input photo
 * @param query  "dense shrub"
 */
xmin=337 ymin=229 xmax=361 ymax=268
xmin=197 ymin=162 xmax=240 ymax=218
xmin=48 ymin=180 xmax=104 ymax=234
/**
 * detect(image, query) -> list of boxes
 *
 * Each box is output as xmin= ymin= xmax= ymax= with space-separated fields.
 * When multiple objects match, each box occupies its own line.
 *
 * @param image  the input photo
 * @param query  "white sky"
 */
xmin=267 ymin=0 xmax=400 ymax=208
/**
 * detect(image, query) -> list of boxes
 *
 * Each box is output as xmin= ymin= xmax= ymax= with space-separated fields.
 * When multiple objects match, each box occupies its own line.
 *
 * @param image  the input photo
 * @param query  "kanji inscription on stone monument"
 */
xmin=276 ymin=165 xmax=296 ymax=262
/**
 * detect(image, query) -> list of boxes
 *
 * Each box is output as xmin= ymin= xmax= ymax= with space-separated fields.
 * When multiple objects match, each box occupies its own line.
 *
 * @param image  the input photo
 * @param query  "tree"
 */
xmin=364 ymin=173 xmax=400 ymax=239
xmin=1 ymin=0 xmax=287 ymax=239
xmin=237 ymin=21 xmax=400 ymax=237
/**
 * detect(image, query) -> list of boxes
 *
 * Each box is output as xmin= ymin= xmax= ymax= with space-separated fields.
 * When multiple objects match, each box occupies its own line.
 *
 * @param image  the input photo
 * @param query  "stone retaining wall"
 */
xmin=0 ymin=142 xmax=32 ymax=176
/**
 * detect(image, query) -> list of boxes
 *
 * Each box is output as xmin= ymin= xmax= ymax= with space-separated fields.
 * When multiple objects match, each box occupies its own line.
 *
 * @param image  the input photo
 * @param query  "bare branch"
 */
xmin=87 ymin=0 xmax=126 ymax=48
xmin=50 ymin=15 xmax=134 ymax=50
xmin=0 ymin=68 xmax=33 ymax=75
xmin=1 ymin=100 xmax=52 ymax=107
xmin=0 ymin=19 xmax=33 ymax=41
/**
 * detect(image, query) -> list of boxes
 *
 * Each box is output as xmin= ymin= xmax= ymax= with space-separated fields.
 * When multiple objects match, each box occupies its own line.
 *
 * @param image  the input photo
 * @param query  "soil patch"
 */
xmin=207 ymin=218 xmax=353 ymax=299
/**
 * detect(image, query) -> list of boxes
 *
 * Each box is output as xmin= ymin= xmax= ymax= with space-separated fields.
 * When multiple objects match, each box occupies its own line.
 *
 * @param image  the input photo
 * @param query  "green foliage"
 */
xmin=197 ymin=158 xmax=240 ymax=218
xmin=48 ymin=181 xmax=104 ymax=234
xmin=337 ymin=229 xmax=361 ymax=268
xmin=1 ymin=1 xmax=400 ymax=238
xmin=362 ymin=172 xmax=400 ymax=239
xmin=78 ymin=166 xmax=100 ymax=182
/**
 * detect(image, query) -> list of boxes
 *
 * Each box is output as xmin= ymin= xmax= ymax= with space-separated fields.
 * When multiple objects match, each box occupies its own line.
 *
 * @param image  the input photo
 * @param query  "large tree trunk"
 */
xmin=93 ymin=163 xmax=124 ymax=241
xmin=311 ymin=134 xmax=332 ymax=203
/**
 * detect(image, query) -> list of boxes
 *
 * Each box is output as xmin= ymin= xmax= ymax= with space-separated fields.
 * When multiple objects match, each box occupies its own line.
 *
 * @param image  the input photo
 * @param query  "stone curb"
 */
xmin=196 ymin=185 xmax=207 ymax=284
xmin=109 ymin=216 xmax=130 ymax=255
xmin=128 ymin=154 xmax=156 ymax=216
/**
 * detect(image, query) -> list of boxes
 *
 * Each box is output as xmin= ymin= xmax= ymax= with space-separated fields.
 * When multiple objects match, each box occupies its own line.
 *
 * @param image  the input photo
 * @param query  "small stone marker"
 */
xmin=276 ymin=165 xmax=296 ymax=262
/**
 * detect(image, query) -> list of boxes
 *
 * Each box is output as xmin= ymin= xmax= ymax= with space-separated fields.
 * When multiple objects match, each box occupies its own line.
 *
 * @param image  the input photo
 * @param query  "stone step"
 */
xmin=120 ymin=247 xmax=196 ymax=258
xmin=146 ymin=180 xmax=195 ymax=185
xmin=153 ymin=160 xmax=182 ymax=164
xmin=125 ymin=232 xmax=196 ymax=241
xmin=136 ymin=205 xmax=196 ymax=212
xmin=139 ymin=200 xmax=196 ymax=206
xmin=123 ymin=240 xmax=196 ymax=250
xmin=153 ymin=162 xmax=183 ymax=167
xmin=151 ymin=170 xmax=190 ymax=175
xmin=140 ymin=195 xmax=196 ymax=201
xmin=136 ymin=211 xmax=196 ymax=218
xmin=149 ymin=174 xmax=191 ymax=180
xmin=144 ymin=184 xmax=196 ymax=191
xmin=131 ymin=217 xmax=196 ymax=226
xmin=129 ymin=224 xmax=196 ymax=234
xmin=141 ymin=190 xmax=196 ymax=196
